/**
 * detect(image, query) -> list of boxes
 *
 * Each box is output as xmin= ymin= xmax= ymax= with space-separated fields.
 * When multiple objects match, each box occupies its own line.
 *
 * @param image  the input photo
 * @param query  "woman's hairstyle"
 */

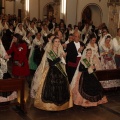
xmin=30 ymin=21 xmax=35 ymax=25
xmin=86 ymin=48 xmax=92 ymax=52
xmin=35 ymin=32 xmax=41 ymax=36
xmin=105 ymin=35 xmax=111 ymax=40
xmin=47 ymin=33 xmax=54 ymax=39
xmin=90 ymin=33 xmax=96 ymax=40
xmin=17 ymin=23 xmax=22 ymax=27
xmin=51 ymin=36 xmax=59 ymax=43
xmin=26 ymin=30 xmax=31 ymax=36
xmin=54 ymin=30 xmax=63 ymax=37
xmin=13 ymin=33 xmax=24 ymax=43
xmin=102 ymin=27 xmax=109 ymax=33
xmin=68 ymin=24 xmax=72 ymax=28
xmin=81 ymin=48 xmax=92 ymax=59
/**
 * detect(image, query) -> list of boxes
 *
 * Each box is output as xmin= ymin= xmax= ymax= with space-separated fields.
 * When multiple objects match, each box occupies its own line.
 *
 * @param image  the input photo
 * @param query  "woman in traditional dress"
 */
xmin=27 ymin=21 xmax=38 ymax=39
xmin=99 ymin=35 xmax=119 ymax=89
xmin=0 ymin=39 xmax=17 ymax=103
xmin=31 ymin=37 xmax=73 ymax=111
xmin=98 ymin=27 xmax=109 ymax=49
xmin=100 ymin=35 xmax=116 ymax=69
xmin=22 ymin=30 xmax=32 ymax=50
xmin=29 ymin=32 xmax=44 ymax=71
xmin=15 ymin=23 xmax=26 ymax=37
xmin=41 ymin=24 xmax=50 ymax=45
xmin=86 ymin=33 xmax=102 ymax=70
xmin=70 ymin=48 xmax=107 ymax=107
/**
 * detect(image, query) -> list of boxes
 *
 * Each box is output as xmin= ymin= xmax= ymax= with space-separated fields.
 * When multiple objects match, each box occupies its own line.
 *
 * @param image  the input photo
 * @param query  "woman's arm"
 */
xmin=79 ymin=62 xmax=94 ymax=74
xmin=47 ymin=57 xmax=61 ymax=66
xmin=79 ymin=63 xmax=88 ymax=72
xmin=7 ymin=43 xmax=15 ymax=55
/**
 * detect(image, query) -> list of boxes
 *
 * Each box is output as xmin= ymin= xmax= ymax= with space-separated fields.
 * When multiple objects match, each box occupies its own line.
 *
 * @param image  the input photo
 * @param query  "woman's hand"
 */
xmin=108 ymin=49 xmax=114 ymax=55
xmin=90 ymin=65 xmax=95 ymax=70
xmin=60 ymin=52 xmax=67 ymax=58
xmin=4 ymin=54 xmax=11 ymax=60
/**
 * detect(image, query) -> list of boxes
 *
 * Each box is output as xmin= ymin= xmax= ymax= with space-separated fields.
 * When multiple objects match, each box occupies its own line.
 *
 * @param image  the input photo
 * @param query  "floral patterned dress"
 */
xmin=99 ymin=43 xmax=120 ymax=88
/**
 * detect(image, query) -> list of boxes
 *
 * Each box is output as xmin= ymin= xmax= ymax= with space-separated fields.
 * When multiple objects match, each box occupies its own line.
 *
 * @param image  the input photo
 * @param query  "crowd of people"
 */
xmin=0 ymin=13 xmax=120 ymax=111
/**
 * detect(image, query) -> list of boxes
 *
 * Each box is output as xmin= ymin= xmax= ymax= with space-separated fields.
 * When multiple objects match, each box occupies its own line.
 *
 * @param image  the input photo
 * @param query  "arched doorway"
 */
xmin=43 ymin=3 xmax=54 ymax=21
xmin=81 ymin=4 xmax=102 ymax=27
xmin=82 ymin=6 xmax=92 ymax=24
xmin=43 ymin=2 xmax=60 ymax=23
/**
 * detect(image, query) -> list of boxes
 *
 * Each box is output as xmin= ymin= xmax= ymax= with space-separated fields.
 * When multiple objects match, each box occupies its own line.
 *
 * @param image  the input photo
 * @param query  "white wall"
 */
xmin=29 ymin=0 xmax=38 ymax=20
xmin=5 ymin=1 xmax=14 ymax=15
xmin=66 ymin=0 xmax=77 ymax=26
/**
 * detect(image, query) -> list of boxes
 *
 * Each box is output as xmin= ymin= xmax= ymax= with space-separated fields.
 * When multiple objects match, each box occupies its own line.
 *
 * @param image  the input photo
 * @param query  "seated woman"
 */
xmin=0 ymin=39 xmax=17 ymax=103
xmin=70 ymin=48 xmax=107 ymax=107
xmin=31 ymin=37 xmax=73 ymax=111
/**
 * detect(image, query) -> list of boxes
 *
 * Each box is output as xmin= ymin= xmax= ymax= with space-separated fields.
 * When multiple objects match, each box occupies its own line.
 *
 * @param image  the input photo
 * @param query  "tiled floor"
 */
xmin=0 ymin=90 xmax=120 ymax=120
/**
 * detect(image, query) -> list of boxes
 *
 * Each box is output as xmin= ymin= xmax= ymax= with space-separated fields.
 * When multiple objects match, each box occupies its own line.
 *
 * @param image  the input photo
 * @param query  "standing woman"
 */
xmin=29 ymin=32 xmax=44 ymax=71
xmin=27 ymin=21 xmax=38 ymax=39
xmin=0 ymin=39 xmax=10 ymax=79
xmin=22 ymin=30 xmax=32 ymax=48
xmin=15 ymin=23 xmax=26 ymax=37
xmin=41 ymin=24 xmax=50 ymax=45
xmin=86 ymin=33 xmax=102 ymax=70
xmin=71 ymin=48 xmax=107 ymax=107
xmin=7 ymin=33 xmax=30 ymax=78
xmin=31 ymin=37 xmax=73 ymax=111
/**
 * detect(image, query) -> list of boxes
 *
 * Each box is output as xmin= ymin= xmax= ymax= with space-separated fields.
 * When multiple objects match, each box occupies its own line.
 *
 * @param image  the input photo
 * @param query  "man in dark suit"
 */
xmin=48 ymin=18 xmax=57 ymax=31
xmin=66 ymin=32 xmax=85 ymax=83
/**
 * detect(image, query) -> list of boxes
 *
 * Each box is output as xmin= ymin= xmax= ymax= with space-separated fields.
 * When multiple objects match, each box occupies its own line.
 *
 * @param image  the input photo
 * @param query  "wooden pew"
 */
xmin=0 ymin=78 xmax=26 ymax=113
xmin=95 ymin=69 xmax=120 ymax=81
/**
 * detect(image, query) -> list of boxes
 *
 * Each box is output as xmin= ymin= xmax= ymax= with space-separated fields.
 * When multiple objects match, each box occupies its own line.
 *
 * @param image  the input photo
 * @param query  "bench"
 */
xmin=95 ymin=69 xmax=120 ymax=89
xmin=0 ymin=78 xmax=26 ymax=113
xmin=95 ymin=69 xmax=120 ymax=81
